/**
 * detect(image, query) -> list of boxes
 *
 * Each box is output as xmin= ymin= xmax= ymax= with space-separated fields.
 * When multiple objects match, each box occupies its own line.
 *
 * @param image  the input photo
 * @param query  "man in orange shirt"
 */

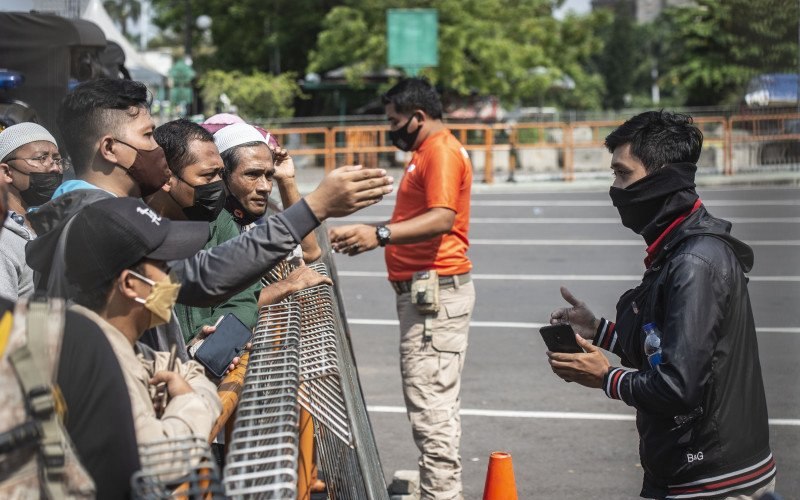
xmin=330 ymin=78 xmax=475 ymax=500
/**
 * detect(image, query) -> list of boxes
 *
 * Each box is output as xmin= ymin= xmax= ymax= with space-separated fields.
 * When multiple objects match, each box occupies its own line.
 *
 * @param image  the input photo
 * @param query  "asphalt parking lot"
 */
xmin=328 ymin=183 xmax=800 ymax=499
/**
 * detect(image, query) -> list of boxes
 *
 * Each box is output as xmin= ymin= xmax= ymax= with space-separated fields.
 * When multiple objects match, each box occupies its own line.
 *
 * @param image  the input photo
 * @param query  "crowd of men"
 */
xmin=0 ymin=76 xmax=778 ymax=500
xmin=0 ymin=77 xmax=391 ymax=498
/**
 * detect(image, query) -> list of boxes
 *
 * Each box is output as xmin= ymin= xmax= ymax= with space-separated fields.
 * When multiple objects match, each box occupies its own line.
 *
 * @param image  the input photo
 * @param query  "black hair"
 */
xmin=220 ymin=141 xmax=269 ymax=174
xmin=72 ymin=262 xmax=145 ymax=312
xmin=604 ymin=111 xmax=703 ymax=172
xmin=381 ymin=78 xmax=443 ymax=120
xmin=154 ymin=119 xmax=215 ymax=176
xmin=73 ymin=277 xmax=115 ymax=311
xmin=57 ymin=79 xmax=151 ymax=174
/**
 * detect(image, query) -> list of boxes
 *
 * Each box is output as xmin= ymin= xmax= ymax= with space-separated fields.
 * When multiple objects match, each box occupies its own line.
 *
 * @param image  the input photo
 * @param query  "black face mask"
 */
xmin=8 ymin=165 xmax=62 ymax=207
xmin=180 ymin=179 xmax=226 ymax=221
xmin=22 ymin=172 xmax=62 ymax=207
xmin=389 ymin=114 xmax=421 ymax=152
xmin=609 ymin=163 xmax=698 ymax=242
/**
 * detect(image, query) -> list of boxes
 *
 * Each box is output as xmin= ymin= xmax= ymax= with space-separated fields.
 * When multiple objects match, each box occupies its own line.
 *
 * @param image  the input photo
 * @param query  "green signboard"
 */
xmin=387 ymin=9 xmax=438 ymax=76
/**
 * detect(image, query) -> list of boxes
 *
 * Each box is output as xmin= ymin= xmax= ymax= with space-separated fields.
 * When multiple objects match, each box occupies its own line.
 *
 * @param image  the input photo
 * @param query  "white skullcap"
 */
xmin=0 ymin=122 xmax=57 ymax=162
xmin=213 ymin=123 xmax=268 ymax=154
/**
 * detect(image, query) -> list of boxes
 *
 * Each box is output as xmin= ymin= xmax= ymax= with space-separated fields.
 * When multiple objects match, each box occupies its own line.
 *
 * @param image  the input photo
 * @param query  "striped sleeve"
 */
xmin=593 ymin=318 xmax=622 ymax=354
xmin=603 ymin=366 xmax=637 ymax=405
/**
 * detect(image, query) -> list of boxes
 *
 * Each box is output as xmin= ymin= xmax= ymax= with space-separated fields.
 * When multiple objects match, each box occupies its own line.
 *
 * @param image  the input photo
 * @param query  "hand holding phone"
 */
xmin=539 ymin=323 xmax=584 ymax=354
xmin=194 ymin=313 xmax=252 ymax=378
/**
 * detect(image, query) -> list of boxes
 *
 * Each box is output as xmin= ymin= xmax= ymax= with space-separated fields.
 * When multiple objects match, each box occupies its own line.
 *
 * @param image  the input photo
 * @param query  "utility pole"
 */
xmin=183 ymin=0 xmax=194 ymax=115
xmin=184 ymin=0 xmax=193 ymax=64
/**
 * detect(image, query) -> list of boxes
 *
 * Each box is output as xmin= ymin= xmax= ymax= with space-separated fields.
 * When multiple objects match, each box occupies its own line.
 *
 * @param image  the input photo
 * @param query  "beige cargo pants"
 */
xmin=396 ymin=280 xmax=475 ymax=500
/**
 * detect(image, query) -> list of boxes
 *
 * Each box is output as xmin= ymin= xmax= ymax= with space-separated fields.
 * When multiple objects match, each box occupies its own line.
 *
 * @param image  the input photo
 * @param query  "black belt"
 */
xmin=391 ymin=272 xmax=471 ymax=295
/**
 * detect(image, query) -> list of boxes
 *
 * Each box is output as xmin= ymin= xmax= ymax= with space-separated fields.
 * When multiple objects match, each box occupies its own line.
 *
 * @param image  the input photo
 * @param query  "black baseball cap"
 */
xmin=65 ymin=197 xmax=209 ymax=290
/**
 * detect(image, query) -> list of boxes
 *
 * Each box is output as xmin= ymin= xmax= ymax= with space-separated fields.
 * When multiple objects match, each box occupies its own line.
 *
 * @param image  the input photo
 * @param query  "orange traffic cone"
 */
xmin=482 ymin=451 xmax=518 ymax=500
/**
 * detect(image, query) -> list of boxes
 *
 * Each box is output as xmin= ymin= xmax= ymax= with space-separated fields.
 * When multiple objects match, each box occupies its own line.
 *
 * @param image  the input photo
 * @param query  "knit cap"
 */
xmin=0 ymin=122 xmax=57 ymax=162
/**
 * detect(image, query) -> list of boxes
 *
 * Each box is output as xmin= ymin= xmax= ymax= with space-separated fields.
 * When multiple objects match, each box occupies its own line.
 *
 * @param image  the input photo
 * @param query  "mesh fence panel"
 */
xmin=223 ymin=302 xmax=302 ymax=499
xmin=211 ymin=225 xmax=388 ymax=499
xmin=309 ymin=229 xmax=390 ymax=500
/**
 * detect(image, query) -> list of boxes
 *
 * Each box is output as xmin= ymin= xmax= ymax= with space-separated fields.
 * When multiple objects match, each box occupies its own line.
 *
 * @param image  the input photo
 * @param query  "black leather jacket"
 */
xmin=595 ymin=207 xmax=774 ymax=499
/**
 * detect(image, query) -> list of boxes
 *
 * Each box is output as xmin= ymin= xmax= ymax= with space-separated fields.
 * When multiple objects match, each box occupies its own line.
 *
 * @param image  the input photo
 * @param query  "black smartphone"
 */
xmin=539 ymin=323 xmax=584 ymax=353
xmin=193 ymin=313 xmax=252 ymax=378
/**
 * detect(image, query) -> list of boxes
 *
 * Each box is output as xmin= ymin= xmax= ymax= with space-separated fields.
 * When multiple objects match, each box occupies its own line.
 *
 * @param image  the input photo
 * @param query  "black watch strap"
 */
xmin=376 ymin=225 xmax=391 ymax=247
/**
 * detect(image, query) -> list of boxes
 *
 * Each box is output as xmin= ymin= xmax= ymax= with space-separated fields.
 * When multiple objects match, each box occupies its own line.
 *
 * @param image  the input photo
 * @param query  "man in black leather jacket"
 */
xmin=547 ymin=111 xmax=775 ymax=499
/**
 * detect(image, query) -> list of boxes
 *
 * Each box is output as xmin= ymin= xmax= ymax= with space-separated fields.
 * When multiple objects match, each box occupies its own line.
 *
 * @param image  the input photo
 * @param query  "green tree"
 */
xmin=307 ymin=0 xmax=610 ymax=110
xmin=546 ymin=11 xmax=610 ymax=110
xmin=104 ymin=0 xmax=141 ymax=40
xmin=198 ymin=70 xmax=303 ymax=119
xmin=660 ymin=0 xmax=799 ymax=106
xmin=595 ymin=0 xmax=646 ymax=109
xmin=151 ymin=0 xmax=337 ymax=76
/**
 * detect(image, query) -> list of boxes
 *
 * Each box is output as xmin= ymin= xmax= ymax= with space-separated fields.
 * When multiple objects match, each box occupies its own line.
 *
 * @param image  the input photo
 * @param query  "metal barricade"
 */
xmin=309 ymin=230 xmax=389 ymax=500
xmin=213 ymin=225 xmax=388 ymax=499
xmin=131 ymin=437 xmax=224 ymax=499
xmin=223 ymin=302 xmax=302 ymax=499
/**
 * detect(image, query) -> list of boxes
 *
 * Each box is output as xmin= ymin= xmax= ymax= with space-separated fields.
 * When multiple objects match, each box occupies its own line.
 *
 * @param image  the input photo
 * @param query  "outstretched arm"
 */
xmin=173 ymin=167 xmax=392 ymax=307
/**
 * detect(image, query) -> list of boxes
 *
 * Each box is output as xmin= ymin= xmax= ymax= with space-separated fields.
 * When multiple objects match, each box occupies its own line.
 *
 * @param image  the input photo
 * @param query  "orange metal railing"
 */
xmin=264 ymin=113 xmax=800 ymax=183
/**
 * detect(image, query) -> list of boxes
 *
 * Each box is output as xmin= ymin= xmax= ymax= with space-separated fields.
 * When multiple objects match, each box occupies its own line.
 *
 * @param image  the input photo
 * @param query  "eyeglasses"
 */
xmin=7 ymin=154 xmax=71 ymax=171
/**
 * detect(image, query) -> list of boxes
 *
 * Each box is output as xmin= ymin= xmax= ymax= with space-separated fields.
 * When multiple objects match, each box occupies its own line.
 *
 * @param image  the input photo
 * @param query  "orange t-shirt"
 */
xmin=385 ymin=128 xmax=473 ymax=281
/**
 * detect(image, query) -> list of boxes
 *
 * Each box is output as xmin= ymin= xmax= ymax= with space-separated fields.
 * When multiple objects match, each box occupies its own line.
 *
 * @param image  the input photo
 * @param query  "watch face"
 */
xmin=378 ymin=226 xmax=391 ymax=239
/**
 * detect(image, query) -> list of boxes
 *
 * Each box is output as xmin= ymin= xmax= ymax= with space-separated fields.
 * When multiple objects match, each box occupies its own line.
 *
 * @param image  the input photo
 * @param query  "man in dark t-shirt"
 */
xmin=0 ymin=179 xmax=139 ymax=498
xmin=59 ymin=309 xmax=140 ymax=498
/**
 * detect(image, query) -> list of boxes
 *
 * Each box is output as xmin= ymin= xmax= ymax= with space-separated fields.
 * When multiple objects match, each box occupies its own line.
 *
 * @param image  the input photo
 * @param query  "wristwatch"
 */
xmin=376 ymin=225 xmax=391 ymax=247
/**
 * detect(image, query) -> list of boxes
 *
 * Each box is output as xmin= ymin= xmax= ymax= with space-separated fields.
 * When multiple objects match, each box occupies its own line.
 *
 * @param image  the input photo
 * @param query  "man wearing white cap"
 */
xmin=214 ymin=123 xmax=327 ymax=305
xmin=214 ymin=124 xmax=317 ymax=254
xmin=214 ymin=123 xmax=277 ymax=232
xmin=0 ymin=122 xmax=65 ymax=300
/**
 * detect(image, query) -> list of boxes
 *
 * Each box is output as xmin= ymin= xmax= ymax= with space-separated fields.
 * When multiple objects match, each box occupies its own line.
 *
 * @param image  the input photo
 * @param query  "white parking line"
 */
xmin=347 ymin=318 xmax=800 ymax=334
xmin=340 ymin=216 xmax=800 ymax=224
xmin=338 ymin=271 xmax=800 ymax=283
xmin=366 ymin=405 xmax=800 ymax=426
xmin=349 ymin=319 xmax=545 ymax=328
xmin=470 ymin=200 xmax=800 ymax=207
xmin=469 ymin=239 xmax=800 ymax=246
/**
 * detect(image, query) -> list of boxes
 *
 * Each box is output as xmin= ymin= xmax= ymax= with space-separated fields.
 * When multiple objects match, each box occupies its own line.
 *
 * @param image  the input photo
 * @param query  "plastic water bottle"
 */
xmin=643 ymin=322 xmax=663 ymax=369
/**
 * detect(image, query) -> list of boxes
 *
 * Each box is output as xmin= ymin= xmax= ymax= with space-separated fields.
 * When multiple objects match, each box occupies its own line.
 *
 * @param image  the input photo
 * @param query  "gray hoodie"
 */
xmin=0 ymin=211 xmax=35 ymax=301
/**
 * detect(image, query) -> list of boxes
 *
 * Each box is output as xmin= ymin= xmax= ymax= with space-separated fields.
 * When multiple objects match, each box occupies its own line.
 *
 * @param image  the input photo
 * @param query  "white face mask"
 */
xmin=126 ymin=270 xmax=182 ymax=328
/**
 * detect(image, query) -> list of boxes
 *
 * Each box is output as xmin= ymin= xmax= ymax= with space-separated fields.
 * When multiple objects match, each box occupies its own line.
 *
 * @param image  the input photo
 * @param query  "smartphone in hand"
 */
xmin=539 ymin=323 xmax=584 ymax=354
xmin=193 ymin=313 xmax=252 ymax=378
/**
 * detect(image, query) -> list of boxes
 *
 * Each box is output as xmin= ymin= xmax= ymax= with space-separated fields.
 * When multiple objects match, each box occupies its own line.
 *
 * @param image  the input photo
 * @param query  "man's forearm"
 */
xmin=172 ymin=200 xmax=320 ymax=307
xmin=258 ymin=280 xmax=295 ymax=306
xmin=386 ymin=208 xmax=455 ymax=245
xmin=277 ymin=178 xmax=321 ymax=262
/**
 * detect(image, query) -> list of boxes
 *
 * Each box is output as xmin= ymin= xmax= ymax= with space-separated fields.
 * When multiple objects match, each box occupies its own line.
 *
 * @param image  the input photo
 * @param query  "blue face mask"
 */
xmin=389 ymin=114 xmax=421 ymax=152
